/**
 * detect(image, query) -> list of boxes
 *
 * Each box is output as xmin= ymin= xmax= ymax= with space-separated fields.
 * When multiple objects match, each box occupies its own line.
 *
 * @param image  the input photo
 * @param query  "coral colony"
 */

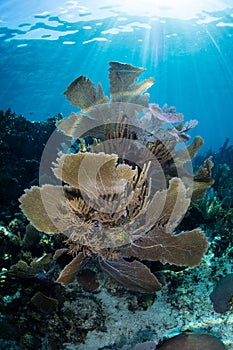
xmin=20 ymin=62 xmax=213 ymax=293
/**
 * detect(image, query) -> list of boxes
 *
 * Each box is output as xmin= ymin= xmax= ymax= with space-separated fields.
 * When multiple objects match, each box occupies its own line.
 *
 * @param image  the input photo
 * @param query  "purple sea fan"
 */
xmin=149 ymin=103 xmax=184 ymax=123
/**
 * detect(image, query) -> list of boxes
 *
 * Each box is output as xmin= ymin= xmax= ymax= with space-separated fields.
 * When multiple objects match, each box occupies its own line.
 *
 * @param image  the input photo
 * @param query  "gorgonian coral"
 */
xmin=19 ymin=62 xmax=213 ymax=292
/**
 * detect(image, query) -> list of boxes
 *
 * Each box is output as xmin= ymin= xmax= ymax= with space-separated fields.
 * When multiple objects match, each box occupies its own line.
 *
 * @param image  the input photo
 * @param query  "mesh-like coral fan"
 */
xmin=19 ymin=62 xmax=212 ymax=292
xmin=20 ymin=152 xmax=151 ymax=250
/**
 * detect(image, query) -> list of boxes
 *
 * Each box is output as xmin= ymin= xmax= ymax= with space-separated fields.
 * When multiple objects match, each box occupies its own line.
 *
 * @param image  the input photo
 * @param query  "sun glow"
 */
xmin=96 ymin=0 xmax=233 ymax=20
xmin=0 ymin=0 xmax=232 ymax=29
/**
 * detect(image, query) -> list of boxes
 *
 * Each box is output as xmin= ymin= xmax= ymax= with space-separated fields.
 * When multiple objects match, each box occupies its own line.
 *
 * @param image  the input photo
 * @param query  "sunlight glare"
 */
xmin=101 ymin=0 xmax=233 ymax=20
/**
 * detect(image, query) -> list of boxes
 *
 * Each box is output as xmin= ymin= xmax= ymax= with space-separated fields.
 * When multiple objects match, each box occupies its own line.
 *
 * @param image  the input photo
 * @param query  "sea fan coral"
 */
xmin=19 ymin=62 xmax=213 ymax=292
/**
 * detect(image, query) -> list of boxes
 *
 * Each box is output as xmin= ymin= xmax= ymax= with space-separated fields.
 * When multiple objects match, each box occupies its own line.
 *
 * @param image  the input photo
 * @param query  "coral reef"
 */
xmin=1 ymin=62 xmax=233 ymax=350
xmin=157 ymin=332 xmax=226 ymax=349
xmin=0 ymin=109 xmax=61 ymax=222
xmin=181 ymin=137 xmax=233 ymax=259
xmin=19 ymin=62 xmax=212 ymax=293
xmin=210 ymin=273 xmax=233 ymax=313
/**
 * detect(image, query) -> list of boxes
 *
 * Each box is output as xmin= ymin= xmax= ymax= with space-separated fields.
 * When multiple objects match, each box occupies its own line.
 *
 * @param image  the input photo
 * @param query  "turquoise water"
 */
xmin=1 ymin=2 xmax=233 ymax=349
xmin=1 ymin=1 xmax=233 ymax=151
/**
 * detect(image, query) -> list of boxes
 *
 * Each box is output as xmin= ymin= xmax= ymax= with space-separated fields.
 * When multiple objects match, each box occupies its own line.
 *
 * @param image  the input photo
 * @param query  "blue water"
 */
xmin=0 ymin=0 xmax=233 ymax=151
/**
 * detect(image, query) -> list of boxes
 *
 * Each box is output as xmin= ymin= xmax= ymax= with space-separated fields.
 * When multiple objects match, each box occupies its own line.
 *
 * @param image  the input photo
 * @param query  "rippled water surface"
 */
xmin=0 ymin=0 xmax=233 ymax=150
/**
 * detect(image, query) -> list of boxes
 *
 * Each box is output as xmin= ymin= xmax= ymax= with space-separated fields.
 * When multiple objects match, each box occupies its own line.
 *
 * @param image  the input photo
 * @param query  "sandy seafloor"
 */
xmin=47 ymin=252 xmax=233 ymax=350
